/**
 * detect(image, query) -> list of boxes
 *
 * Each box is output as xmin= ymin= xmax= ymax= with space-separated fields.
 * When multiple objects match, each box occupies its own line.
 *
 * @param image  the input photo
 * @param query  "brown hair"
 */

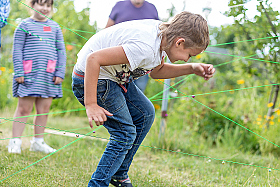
xmin=28 ymin=0 xmax=54 ymax=7
xmin=159 ymin=11 xmax=209 ymax=51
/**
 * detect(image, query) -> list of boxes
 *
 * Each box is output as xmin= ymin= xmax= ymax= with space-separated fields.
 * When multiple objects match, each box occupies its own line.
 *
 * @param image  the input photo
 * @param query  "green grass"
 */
xmin=1 ymin=109 xmax=280 ymax=187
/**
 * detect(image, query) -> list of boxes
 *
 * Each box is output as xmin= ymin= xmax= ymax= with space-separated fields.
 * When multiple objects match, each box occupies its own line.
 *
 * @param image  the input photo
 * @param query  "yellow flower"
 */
xmin=237 ymin=79 xmax=245 ymax=84
xmin=277 ymin=110 xmax=280 ymax=115
xmin=195 ymin=54 xmax=202 ymax=59
xmin=278 ymin=119 xmax=280 ymax=123
xmin=257 ymin=118 xmax=262 ymax=121
xmin=0 ymin=67 xmax=6 ymax=72
xmin=1 ymin=79 xmax=5 ymax=84
xmin=264 ymin=115 xmax=267 ymax=118
xmin=260 ymin=125 xmax=263 ymax=128
xmin=156 ymin=79 xmax=164 ymax=83
xmin=258 ymin=115 xmax=262 ymax=118
xmin=257 ymin=122 xmax=261 ymax=125
xmin=269 ymin=121 xmax=274 ymax=125
xmin=267 ymin=103 xmax=274 ymax=108
xmin=270 ymin=116 xmax=274 ymax=120
xmin=154 ymin=104 xmax=160 ymax=110
xmin=9 ymin=69 xmax=13 ymax=73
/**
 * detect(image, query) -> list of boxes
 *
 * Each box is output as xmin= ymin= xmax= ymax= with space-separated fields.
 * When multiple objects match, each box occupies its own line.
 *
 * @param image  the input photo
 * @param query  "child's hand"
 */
xmin=15 ymin=76 xmax=24 ymax=83
xmin=191 ymin=63 xmax=215 ymax=80
xmin=53 ymin=77 xmax=64 ymax=85
xmin=86 ymin=104 xmax=113 ymax=128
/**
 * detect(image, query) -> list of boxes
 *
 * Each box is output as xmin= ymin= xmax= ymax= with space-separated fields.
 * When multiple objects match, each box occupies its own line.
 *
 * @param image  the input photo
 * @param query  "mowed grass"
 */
xmin=1 ymin=109 xmax=280 ymax=187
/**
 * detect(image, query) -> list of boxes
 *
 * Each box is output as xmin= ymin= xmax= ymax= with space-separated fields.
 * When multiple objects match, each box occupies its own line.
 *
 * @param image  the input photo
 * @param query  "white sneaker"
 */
xmin=30 ymin=140 xmax=56 ymax=154
xmin=8 ymin=138 xmax=22 ymax=154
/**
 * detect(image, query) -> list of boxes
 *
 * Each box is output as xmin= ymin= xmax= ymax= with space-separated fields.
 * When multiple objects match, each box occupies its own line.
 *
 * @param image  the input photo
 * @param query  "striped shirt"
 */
xmin=12 ymin=18 xmax=66 ymax=98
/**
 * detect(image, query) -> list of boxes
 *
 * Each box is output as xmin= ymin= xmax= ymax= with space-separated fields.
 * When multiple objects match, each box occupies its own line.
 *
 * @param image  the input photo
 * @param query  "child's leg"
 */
xmin=33 ymin=97 xmax=53 ymax=137
xmin=112 ymin=82 xmax=155 ymax=181
xmin=87 ymin=80 xmax=138 ymax=186
xmin=12 ymin=97 xmax=36 ymax=138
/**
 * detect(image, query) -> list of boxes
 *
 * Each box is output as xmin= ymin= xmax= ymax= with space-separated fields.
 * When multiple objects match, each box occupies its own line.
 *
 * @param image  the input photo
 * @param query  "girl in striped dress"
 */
xmin=8 ymin=0 xmax=66 ymax=154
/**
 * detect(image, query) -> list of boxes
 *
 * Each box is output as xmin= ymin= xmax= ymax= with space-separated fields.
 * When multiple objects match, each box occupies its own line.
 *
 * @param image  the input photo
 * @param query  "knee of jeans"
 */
xmin=110 ymin=131 xmax=136 ymax=151
xmin=124 ymin=131 xmax=137 ymax=150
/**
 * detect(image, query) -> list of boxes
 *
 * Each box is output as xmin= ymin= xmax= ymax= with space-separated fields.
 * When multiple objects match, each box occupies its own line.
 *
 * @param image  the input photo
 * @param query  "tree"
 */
xmin=224 ymin=0 xmax=280 ymax=128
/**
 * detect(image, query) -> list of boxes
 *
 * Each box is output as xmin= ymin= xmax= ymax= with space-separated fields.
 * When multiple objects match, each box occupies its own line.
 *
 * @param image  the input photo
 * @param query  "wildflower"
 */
xmin=267 ymin=103 xmax=274 ymax=108
xmin=237 ymin=79 xmax=245 ymax=84
xmin=0 ymin=67 xmax=6 ymax=72
xmin=277 ymin=110 xmax=280 ymax=115
xmin=156 ymin=79 xmax=164 ymax=83
xmin=66 ymin=45 xmax=73 ymax=51
xmin=257 ymin=122 xmax=261 ymax=125
xmin=270 ymin=116 xmax=274 ymax=120
xmin=269 ymin=121 xmax=274 ymax=125
xmin=154 ymin=104 xmax=160 ymax=110
xmin=195 ymin=54 xmax=202 ymax=59
xmin=257 ymin=118 xmax=262 ymax=121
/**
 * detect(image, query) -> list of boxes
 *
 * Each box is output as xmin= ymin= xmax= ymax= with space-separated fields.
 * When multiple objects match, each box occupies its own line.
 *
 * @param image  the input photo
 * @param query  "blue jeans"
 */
xmin=72 ymin=71 xmax=155 ymax=187
xmin=134 ymin=74 xmax=149 ymax=92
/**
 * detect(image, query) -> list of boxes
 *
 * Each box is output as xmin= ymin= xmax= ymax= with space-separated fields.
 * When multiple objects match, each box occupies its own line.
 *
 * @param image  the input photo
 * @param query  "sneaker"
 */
xmin=110 ymin=178 xmax=133 ymax=187
xmin=30 ymin=140 xmax=56 ymax=154
xmin=8 ymin=138 xmax=22 ymax=154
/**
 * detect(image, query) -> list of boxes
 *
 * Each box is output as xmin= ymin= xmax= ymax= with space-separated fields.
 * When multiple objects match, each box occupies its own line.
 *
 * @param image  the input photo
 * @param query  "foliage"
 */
xmin=223 ymin=0 xmax=280 ymax=82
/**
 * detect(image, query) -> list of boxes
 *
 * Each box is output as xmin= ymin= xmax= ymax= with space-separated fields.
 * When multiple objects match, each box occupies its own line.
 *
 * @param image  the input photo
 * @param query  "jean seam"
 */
xmin=99 ymin=79 xmax=109 ymax=102
xmin=99 ymin=81 xmax=127 ymax=114
xmin=121 ymin=98 xmax=152 ymax=173
xmin=104 ymin=119 xmax=128 ymax=181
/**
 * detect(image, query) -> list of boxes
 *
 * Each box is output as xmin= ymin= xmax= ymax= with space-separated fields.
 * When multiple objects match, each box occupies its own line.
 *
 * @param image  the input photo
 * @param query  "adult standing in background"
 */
xmin=0 ymin=0 xmax=10 ymax=48
xmin=105 ymin=0 xmax=159 ymax=93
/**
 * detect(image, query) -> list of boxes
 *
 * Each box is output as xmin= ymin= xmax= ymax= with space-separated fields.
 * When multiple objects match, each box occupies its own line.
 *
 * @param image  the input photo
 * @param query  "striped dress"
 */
xmin=12 ymin=18 xmax=66 ymax=98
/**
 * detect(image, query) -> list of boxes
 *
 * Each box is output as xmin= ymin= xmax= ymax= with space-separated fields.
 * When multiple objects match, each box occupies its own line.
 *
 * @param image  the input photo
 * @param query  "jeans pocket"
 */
xmin=97 ymin=80 xmax=108 ymax=101
xmin=23 ymin=60 xmax=32 ymax=74
xmin=46 ymin=60 xmax=57 ymax=73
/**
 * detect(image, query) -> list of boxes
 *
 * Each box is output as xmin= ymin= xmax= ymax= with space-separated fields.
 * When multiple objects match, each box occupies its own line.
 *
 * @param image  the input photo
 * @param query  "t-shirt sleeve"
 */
xmin=13 ymin=21 xmax=26 ymax=78
xmin=122 ymin=42 xmax=155 ymax=71
xmin=108 ymin=2 xmax=120 ymax=21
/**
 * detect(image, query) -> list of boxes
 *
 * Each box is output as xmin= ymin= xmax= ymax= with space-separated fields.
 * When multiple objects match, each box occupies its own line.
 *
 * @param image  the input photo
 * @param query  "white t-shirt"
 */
xmin=75 ymin=19 xmax=165 ymax=84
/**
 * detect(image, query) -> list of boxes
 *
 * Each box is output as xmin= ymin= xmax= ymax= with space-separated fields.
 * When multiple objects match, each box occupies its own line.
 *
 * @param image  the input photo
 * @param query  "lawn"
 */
xmin=1 ymin=109 xmax=280 ymax=187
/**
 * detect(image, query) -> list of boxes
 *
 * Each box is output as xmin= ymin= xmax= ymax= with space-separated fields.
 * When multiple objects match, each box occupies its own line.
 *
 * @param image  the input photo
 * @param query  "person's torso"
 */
xmin=19 ymin=18 xmax=59 ymax=61
xmin=76 ymin=19 xmax=164 ymax=84
xmin=112 ymin=0 xmax=158 ymax=24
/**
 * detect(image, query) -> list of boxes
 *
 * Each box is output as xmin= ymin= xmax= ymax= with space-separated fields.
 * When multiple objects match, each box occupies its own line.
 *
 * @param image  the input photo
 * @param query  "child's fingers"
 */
xmin=103 ymin=109 xmax=113 ymax=116
xmin=88 ymin=118 xmax=93 ymax=128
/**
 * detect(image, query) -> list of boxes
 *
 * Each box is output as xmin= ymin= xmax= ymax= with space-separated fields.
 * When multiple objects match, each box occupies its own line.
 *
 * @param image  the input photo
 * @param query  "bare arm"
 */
xmin=150 ymin=61 xmax=215 ymax=80
xmin=105 ymin=18 xmax=115 ymax=28
xmin=85 ymin=46 xmax=129 ymax=127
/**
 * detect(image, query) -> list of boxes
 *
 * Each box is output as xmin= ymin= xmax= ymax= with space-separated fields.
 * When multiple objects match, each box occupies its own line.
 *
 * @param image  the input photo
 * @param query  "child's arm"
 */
xmin=84 ymin=46 xmax=129 ymax=127
xmin=54 ymin=24 xmax=66 ymax=83
xmin=150 ymin=61 xmax=215 ymax=80
xmin=13 ymin=22 xmax=26 ymax=83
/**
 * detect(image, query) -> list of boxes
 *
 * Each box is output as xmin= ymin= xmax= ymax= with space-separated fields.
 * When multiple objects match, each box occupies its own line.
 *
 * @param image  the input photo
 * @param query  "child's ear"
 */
xmin=176 ymin=38 xmax=185 ymax=47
